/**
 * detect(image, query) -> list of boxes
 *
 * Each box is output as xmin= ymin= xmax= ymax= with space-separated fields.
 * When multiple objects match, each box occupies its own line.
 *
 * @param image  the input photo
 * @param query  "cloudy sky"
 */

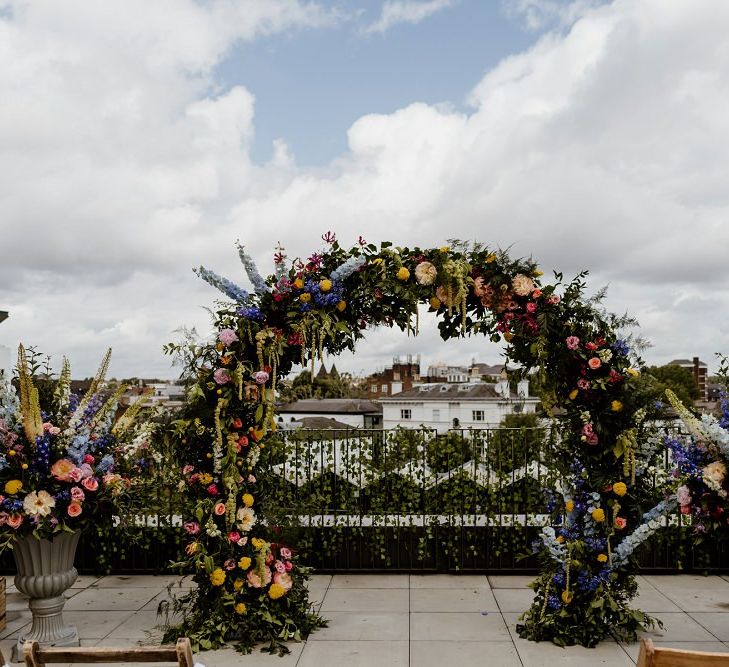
xmin=1 ymin=0 xmax=728 ymax=380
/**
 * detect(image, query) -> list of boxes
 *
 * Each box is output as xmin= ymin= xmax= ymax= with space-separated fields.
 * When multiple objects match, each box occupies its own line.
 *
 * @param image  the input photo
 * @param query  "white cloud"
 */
xmin=503 ymin=0 xmax=605 ymax=31
xmin=2 ymin=0 xmax=729 ymax=380
xmin=365 ymin=0 xmax=455 ymax=34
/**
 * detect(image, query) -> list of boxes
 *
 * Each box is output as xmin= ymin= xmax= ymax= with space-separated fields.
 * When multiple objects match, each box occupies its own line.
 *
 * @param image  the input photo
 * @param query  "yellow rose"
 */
xmin=320 ymin=279 xmax=332 ymax=292
xmin=565 ymin=500 xmax=574 ymax=513
xmin=234 ymin=602 xmax=247 ymax=615
xmin=268 ymin=583 xmax=286 ymax=600
xmin=597 ymin=554 xmax=608 ymax=563
xmin=611 ymin=400 xmax=623 ymax=412
xmin=336 ymin=300 xmax=346 ymax=312
xmin=210 ymin=568 xmax=226 ymax=586
xmin=293 ymin=278 xmax=304 ymax=289
xmin=561 ymin=591 xmax=573 ymax=604
xmin=591 ymin=508 xmax=605 ymax=523
xmin=485 ymin=253 xmax=496 ymax=263
xmin=238 ymin=557 xmax=251 ymax=570
xmin=396 ymin=267 xmax=410 ymax=281
xmin=569 ymin=389 xmax=578 ymax=400
xmin=242 ymin=493 xmax=254 ymax=507
xmin=300 ymin=292 xmax=312 ymax=303
xmin=626 ymin=368 xmax=640 ymax=377
xmin=233 ymin=579 xmax=244 ymax=591
xmin=4 ymin=480 xmax=23 ymax=495
xmin=613 ymin=482 xmax=627 ymax=497
xmin=429 ymin=297 xmax=441 ymax=310
xmin=252 ymin=537 xmax=266 ymax=550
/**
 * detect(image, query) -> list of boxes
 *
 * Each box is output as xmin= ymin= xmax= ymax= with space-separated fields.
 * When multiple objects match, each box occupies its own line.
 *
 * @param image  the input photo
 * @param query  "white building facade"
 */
xmin=379 ymin=379 xmax=539 ymax=433
xmin=277 ymin=399 xmax=382 ymax=429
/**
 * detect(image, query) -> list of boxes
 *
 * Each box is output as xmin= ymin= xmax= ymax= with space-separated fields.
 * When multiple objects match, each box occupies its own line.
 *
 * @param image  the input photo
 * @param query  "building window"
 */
xmin=401 ymin=409 xmax=411 ymax=420
xmin=393 ymin=372 xmax=401 ymax=381
xmin=370 ymin=385 xmax=377 ymax=393
xmin=381 ymin=384 xmax=388 ymax=394
xmin=472 ymin=410 xmax=484 ymax=421
xmin=432 ymin=409 xmax=440 ymax=421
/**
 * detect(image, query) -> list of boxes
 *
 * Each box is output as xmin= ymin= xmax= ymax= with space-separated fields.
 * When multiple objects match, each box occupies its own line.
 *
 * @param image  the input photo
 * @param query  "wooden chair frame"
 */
xmin=637 ymin=638 xmax=729 ymax=666
xmin=21 ymin=638 xmax=195 ymax=667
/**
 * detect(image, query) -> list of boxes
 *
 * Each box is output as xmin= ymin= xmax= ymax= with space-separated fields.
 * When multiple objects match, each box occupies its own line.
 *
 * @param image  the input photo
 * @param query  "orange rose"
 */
xmin=588 ymin=357 xmax=602 ymax=370
xmin=67 ymin=501 xmax=83 ymax=518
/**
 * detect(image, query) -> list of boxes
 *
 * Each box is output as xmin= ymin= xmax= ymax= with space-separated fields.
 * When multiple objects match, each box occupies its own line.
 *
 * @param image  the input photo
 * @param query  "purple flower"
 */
xmin=218 ymin=329 xmax=239 ymax=346
xmin=214 ymin=368 xmax=231 ymax=385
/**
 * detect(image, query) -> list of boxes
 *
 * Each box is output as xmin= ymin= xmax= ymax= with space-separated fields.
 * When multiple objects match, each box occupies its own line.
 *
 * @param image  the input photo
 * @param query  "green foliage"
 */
xmin=643 ymin=364 xmax=700 ymax=406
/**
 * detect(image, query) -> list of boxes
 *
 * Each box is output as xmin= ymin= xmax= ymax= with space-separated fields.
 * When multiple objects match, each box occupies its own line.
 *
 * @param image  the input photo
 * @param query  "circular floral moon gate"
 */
xmin=165 ymin=237 xmax=672 ymax=653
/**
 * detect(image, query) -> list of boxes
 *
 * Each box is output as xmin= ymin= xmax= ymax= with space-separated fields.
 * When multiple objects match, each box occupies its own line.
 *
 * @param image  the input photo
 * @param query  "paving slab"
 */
xmin=410 ymin=587 xmax=499 ymax=613
xmin=493 ymin=587 xmax=537 ymax=613
xmin=65 ymin=587 xmax=159 ymax=612
xmin=308 ymin=611 xmax=409 ymax=641
xmin=514 ymin=636 xmax=633 ymax=666
xmin=410 ymin=574 xmax=490 ymax=589
xmin=488 ymin=574 xmax=536 ymax=589
xmin=321 ymin=588 xmax=409 ymax=612
xmin=410 ymin=611 xmax=510 ymax=641
xmin=410 ymin=640 xmax=521 ymax=666
xmin=329 ymin=574 xmax=410 ymax=589
xmin=638 ymin=612 xmax=718 ymax=642
xmin=63 ymin=610 xmax=135 ymax=640
xmin=643 ymin=575 xmax=729 ymax=612
xmin=621 ymin=640 xmax=729 ymax=662
xmin=689 ymin=612 xmax=729 ymax=641
xmin=299 ymin=640 xmax=409 ymax=667
xmin=190 ymin=643 xmax=305 ymax=666
xmin=632 ymin=584 xmax=683 ymax=613
xmin=92 ymin=575 xmax=182 ymax=588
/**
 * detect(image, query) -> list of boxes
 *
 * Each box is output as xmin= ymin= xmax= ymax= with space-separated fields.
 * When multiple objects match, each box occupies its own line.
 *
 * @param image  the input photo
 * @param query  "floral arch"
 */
xmin=165 ymin=236 xmax=669 ymax=653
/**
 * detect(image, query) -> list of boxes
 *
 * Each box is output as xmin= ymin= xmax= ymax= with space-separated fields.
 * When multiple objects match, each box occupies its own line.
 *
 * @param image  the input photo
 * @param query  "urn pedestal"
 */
xmin=12 ymin=530 xmax=81 ymax=659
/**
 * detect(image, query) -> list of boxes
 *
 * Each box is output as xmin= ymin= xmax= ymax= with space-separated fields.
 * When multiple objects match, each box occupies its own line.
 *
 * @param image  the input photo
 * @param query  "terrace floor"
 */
xmin=3 ymin=573 xmax=729 ymax=666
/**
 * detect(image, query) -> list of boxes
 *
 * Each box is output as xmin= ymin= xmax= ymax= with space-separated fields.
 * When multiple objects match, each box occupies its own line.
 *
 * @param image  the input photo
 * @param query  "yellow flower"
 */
xmin=210 ymin=568 xmax=226 ymax=586
xmin=503 ymin=332 xmax=514 ymax=342
xmin=568 ymin=389 xmax=578 ymax=400
xmin=429 ymin=297 xmax=441 ymax=310
xmin=299 ymin=292 xmax=312 ymax=303
xmin=252 ymin=537 xmax=266 ymax=550
xmin=556 ymin=535 xmax=565 ymax=544
xmin=561 ymin=590 xmax=573 ymax=604
xmin=234 ymin=602 xmax=247 ymax=615
xmin=613 ymin=482 xmax=628 ymax=497
xmin=242 ymin=493 xmax=254 ymax=507
xmin=233 ymin=579 xmax=244 ymax=591
xmin=611 ymin=400 xmax=623 ymax=412
xmin=597 ymin=554 xmax=608 ymax=563
xmin=439 ymin=246 xmax=450 ymax=253
xmin=198 ymin=473 xmax=213 ymax=485
xmin=371 ymin=258 xmax=384 ymax=266
xmin=238 ymin=557 xmax=252 ymax=570
xmin=4 ymin=480 xmax=22 ymax=495
xmin=591 ymin=508 xmax=605 ymax=523
xmin=532 ymin=269 xmax=544 ymax=277
xmin=485 ymin=253 xmax=496 ymax=263
xmin=268 ymin=583 xmax=286 ymax=600
xmin=396 ymin=267 xmax=410 ymax=281
xmin=336 ymin=300 xmax=346 ymax=312
xmin=626 ymin=368 xmax=640 ymax=377
xmin=293 ymin=278 xmax=304 ymax=289
xmin=320 ymin=279 xmax=332 ymax=292
xmin=565 ymin=500 xmax=574 ymax=513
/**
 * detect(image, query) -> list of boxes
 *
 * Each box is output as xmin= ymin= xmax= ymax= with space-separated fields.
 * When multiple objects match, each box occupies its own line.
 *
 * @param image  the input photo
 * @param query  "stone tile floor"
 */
xmin=2 ymin=573 xmax=729 ymax=666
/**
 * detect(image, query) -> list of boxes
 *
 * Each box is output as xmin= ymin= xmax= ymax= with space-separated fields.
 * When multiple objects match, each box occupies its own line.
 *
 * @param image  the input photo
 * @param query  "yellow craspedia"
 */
xmin=4 ymin=480 xmax=22 ymax=495
xmin=626 ymin=368 xmax=640 ymax=377
xmin=242 ymin=493 xmax=254 ymax=507
xmin=300 ymin=292 xmax=312 ymax=303
xmin=613 ymin=482 xmax=628 ymax=497
xmin=561 ymin=591 xmax=573 ymax=604
xmin=429 ymin=297 xmax=441 ymax=310
xmin=336 ymin=300 xmax=346 ymax=312
xmin=569 ymin=389 xmax=578 ymax=400
xmin=268 ymin=583 xmax=286 ymax=600
xmin=238 ymin=557 xmax=252 ymax=570
xmin=320 ymin=279 xmax=332 ymax=292
xmin=440 ymin=246 xmax=450 ymax=253
xmin=293 ymin=278 xmax=304 ymax=289
xmin=252 ymin=537 xmax=266 ymax=550
xmin=591 ymin=508 xmax=605 ymax=523
xmin=611 ymin=400 xmax=623 ymax=412
xmin=234 ymin=602 xmax=247 ymax=615
xmin=597 ymin=553 xmax=608 ymax=563
xmin=21 ymin=463 xmax=28 ymax=470
xmin=396 ymin=267 xmax=410 ymax=281
xmin=485 ymin=253 xmax=496 ymax=263
xmin=233 ymin=579 xmax=244 ymax=591
xmin=210 ymin=568 xmax=226 ymax=586
xmin=565 ymin=500 xmax=574 ymax=513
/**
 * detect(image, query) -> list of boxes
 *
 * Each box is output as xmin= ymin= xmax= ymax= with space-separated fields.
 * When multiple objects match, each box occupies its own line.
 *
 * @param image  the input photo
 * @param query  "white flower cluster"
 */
xmin=331 ymin=255 xmax=366 ymax=281
xmin=540 ymin=526 xmax=567 ymax=565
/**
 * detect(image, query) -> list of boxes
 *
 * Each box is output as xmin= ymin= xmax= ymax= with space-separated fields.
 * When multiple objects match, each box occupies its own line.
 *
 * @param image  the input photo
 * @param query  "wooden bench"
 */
xmin=638 ymin=638 xmax=729 ymax=666
xmin=20 ymin=638 xmax=196 ymax=667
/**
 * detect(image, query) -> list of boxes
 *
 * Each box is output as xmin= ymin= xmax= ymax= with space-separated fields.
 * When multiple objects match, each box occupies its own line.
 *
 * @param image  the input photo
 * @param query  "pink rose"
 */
xmin=588 ymin=357 xmax=602 ymax=370
xmin=273 ymin=572 xmax=293 ymax=591
xmin=565 ymin=336 xmax=580 ymax=350
xmin=252 ymin=371 xmax=269 ymax=385
xmin=279 ymin=547 xmax=292 ymax=559
xmin=184 ymin=521 xmax=200 ymax=535
xmin=526 ymin=302 xmax=537 ymax=313
xmin=70 ymin=486 xmax=86 ymax=501
xmin=207 ymin=484 xmax=219 ymax=496
xmin=182 ymin=465 xmax=194 ymax=475
xmin=614 ymin=517 xmax=627 ymax=530
xmin=83 ymin=454 xmax=95 ymax=464
xmin=48 ymin=426 xmax=61 ymax=436
xmin=213 ymin=368 xmax=231 ymax=385
xmin=547 ymin=294 xmax=561 ymax=305
xmin=680 ymin=504 xmax=691 ymax=515
xmin=51 ymin=459 xmax=77 ymax=482
xmin=81 ymin=477 xmax=99 ymax=492
xmin=67 ymin=467 xmax=83 ymax=483
xmin=228 ymin=531 xmax=241 ymax=543
xmin=67 ymin=501 xmax=83 ymax=518
xmin=284 ymin=560 xmax=293 ymax=572
xmin=224 ymin=559 xmax=236 ymax=571
xmin=7 ymin=513 xmax=23 ymax=529
xmin=585 ymin=342 xmax=597 ymax=351
xmin=214 ymin=502 xmax=226 ymax=516
xmin=274 ymin=560 xmax=286 ymax=573
xmin=218 ymin=329 xmax=239 ymax=347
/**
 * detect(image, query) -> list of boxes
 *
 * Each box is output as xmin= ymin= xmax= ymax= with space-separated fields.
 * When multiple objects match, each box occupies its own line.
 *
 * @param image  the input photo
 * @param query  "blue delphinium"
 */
xmin=194 ymin=266 xmax=250 ymax=303
xmin=237 ymin=306 xmax=264 ymax=321
xmin=97 ymin=454 xmax=115 ymax=474
xmin=612 ymin=339 xmax=630 ymax=356
xmin=546 ymin=595 xmax=562 ymax=611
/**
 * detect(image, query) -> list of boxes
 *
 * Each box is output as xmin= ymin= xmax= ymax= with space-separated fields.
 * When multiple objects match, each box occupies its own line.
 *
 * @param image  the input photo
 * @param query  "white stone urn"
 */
xmin=12 ymin=530 xmax=81 ymax=658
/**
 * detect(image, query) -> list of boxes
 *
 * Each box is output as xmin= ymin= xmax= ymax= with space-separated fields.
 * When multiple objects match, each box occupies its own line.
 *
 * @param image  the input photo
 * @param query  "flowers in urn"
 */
xmin=0 ymin=345 xmax=148 ymax=549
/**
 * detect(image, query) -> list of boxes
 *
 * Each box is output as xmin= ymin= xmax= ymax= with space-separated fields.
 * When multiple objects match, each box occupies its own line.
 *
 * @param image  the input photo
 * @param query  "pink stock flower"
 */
xmin=213 ymin=368 xmax=231 ymax=385
xmin=218 ymin=329 xmax=239 ymax=347
xmin=182 ymin=465 xmax=194 ymax=475
xmin=565 ymin=336 xmax=580 ymax=350
xmin=526 ymin=302 xmax=537 ymax=313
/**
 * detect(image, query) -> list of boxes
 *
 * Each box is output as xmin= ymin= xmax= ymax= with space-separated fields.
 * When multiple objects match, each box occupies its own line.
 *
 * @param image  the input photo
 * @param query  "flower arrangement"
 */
xmin=169 ymin=234 xmax=663 ymax=651
xmin=0 ymin=345 xmax=147 ymax=550
xmin=665 ymin=385 xmax=729 ymax=536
